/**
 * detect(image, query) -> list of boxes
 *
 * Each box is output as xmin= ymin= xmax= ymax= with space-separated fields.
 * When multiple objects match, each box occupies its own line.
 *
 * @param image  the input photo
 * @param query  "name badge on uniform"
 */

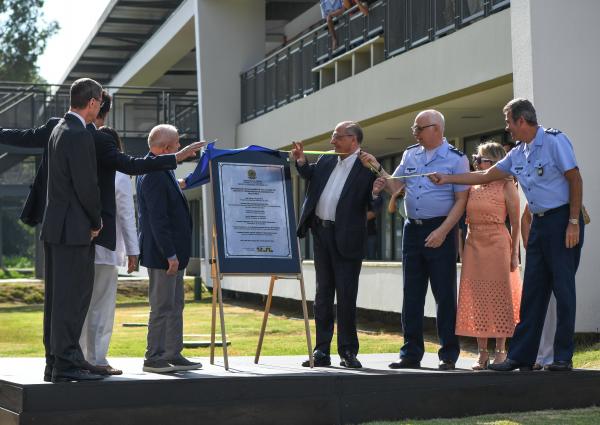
xmin=535 ymin=160 xmax=544 ymax=176
xmin=405 ymin=167 xmax=417 ymax=174
xmin=513 ymin=165 xmax=524 ymax=175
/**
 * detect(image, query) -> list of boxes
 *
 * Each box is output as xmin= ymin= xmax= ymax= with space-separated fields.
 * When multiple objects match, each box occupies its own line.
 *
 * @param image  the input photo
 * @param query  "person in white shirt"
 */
xmin=293 ymin=121 xmax=380 ymax=369
xmin=80 ymin=127 xmax=139 ymax=375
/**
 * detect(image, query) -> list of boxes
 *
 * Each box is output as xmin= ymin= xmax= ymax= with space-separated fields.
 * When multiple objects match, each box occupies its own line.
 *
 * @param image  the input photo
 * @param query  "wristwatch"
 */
xmin=568 ymin=218 xmax=579 ymax=225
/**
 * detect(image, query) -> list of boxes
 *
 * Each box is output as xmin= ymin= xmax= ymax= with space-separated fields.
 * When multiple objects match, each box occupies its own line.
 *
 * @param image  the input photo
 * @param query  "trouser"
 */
xmin=536 ymin=295 xmax=556 ymax=366
xmin=43 ymin=242 xmax=95 ymax=372
xmin=145 ymin=268 xmax=185 ymax=362
xmin=400 ymin=217 xmax=460 ymax=363
xmin=312 ymin=224 xmax=362 ymax=357
xmin=508 ymin=206 xmax=584 ymax=364
xmin=80 ymin=263 xmax=119 ymax=366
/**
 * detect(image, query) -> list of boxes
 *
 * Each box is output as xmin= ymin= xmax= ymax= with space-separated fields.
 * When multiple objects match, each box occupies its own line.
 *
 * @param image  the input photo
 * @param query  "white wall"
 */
xmin=194 ymin=0 xmax=265 ymax=147
xmin=511 ymin=0 xmax=600 ymax=332
xmin=237 ymin=9 xmax=512 ymax=150
xmin=202 ymin=261 xmax=456 ymax=319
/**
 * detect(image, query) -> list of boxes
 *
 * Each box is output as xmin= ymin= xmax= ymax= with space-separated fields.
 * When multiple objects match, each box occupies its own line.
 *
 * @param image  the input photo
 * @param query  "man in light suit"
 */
xmin=41 ymin=78 xmax=104 ymax=383
xmin=137 ymin=124 xmax=201 ymax=373
xmin=292 ymin=121 xmax=379 ymax=368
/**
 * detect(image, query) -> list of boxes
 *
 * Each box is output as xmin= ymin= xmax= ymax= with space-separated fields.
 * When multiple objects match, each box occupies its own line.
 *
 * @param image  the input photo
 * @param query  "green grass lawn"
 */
xmin=0 ymin=295 xmax=436 ymax=358
xmin=363 ymin=407 xmax=600 ymax=425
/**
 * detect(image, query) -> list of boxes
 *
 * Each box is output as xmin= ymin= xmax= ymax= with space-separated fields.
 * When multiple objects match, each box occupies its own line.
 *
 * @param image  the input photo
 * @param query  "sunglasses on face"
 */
xmin=471 ymin=155 xmax=494 ymax=165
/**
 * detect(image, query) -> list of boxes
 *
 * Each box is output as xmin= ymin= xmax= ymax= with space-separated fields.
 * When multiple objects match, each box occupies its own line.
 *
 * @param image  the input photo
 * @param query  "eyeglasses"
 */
xmin=471 ymin=155 xmax=495 ymax=165
xmin=331 ymin=133 xmax=354 ymax=140
xmin=411 ymin=124 xmax=436 ymax=133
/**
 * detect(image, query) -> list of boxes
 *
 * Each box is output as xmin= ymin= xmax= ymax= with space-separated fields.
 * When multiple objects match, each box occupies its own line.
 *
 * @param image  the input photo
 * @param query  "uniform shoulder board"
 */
xmin=406 ymin=143 xmax=420 ymax=150
xmin=545 ymin=128 xmax=562 ymax=135
xmin=448 ymin=145 xmax=464 ymax=156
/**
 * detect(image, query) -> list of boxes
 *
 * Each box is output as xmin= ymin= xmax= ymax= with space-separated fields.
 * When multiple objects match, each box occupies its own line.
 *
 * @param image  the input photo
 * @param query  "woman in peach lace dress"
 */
xmin=455 ymin=141 xmax=522 ymax=370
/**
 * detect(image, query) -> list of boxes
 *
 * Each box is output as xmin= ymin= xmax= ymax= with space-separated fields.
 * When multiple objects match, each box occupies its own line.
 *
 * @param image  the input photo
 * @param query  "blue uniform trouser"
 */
xmin=508 ymin=205 xmax=584 ymax=364
xmin=400 ymin=217 xmax=460 ymax=362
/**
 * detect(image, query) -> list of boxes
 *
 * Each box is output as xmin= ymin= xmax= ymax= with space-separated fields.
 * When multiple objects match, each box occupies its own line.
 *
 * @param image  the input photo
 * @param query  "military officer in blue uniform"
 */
xmin=360 ymin=109 xmax=469 ymax=370
xmin=429 ymin=98 xmax=584 ymax=371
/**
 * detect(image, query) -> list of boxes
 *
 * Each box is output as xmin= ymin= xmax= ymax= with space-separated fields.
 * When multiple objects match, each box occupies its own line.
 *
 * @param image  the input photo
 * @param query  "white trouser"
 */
xmin=80 ymin=263 xmax=119 ymax=366
xmin=536 ymin=294 xmax=556 ymax=366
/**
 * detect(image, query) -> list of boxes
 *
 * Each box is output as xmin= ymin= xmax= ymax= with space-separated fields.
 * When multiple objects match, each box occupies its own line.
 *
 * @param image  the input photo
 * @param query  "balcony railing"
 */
xmin=0 ymin=82 xmax=200 ymax=149
xmin=241 ymin=0 xmax=509 ymax=123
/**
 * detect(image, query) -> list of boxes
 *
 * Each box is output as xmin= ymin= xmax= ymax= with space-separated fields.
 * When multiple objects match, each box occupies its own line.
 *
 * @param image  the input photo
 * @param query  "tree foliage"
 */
xmin=0 ymin=0 xmax=59 ymax=82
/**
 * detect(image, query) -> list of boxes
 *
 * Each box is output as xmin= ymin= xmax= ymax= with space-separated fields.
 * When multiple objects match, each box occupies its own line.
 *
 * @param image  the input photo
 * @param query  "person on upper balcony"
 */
xmin=320 ymin=0 xmax=369 ymax=50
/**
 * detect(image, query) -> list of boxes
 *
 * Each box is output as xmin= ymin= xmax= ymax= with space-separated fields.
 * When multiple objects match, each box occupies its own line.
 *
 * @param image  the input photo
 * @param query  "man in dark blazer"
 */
xmin=292 ymin=121 xmax=380 ymax=368
xmin=40 ymin=78 xmax=104 ymax=382
xmin=137 ymin=124 xmax=201 ymax=374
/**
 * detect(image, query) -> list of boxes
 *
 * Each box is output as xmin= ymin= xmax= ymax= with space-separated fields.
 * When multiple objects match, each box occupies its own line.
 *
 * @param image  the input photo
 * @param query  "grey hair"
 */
xmin=503 ymin=98 xmax=538 ymax=125
xmin=339 ymin=121 xmax=363 ymax=144
xmin=148 ymin=124 xmax=179 ymax=149
xmin=478 ymin=140 xmax=506 ymax=162
xmin=418 ymin=109 xmax=445 ymax=133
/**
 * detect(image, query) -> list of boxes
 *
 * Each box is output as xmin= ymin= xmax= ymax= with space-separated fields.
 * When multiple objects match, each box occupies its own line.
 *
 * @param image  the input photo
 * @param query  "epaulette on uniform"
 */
xmin=406 ymin=143 xmax=420 ymax=150
xmin=448 ymin=145 xmax=464 ymax=156
xmin=545 ymin=128 xmax=562 ymax=135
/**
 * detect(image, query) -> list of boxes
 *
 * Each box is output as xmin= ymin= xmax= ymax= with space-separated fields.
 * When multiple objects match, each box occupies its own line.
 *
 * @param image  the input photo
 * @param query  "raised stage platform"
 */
xmin=1 ymin=353 xmax=600 ymax=425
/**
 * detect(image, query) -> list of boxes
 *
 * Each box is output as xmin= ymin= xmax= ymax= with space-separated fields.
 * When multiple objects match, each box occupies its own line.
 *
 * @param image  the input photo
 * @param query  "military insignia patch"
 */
xmin=545 ymin=128 xmax=562 ymax=135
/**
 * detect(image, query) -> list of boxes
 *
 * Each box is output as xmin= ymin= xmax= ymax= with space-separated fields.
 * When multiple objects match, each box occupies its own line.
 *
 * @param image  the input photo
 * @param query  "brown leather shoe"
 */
xmin=96 ymin=365 xmax=123 ymax=375
xmin=80 ymin=360 xmax=110 ymax=375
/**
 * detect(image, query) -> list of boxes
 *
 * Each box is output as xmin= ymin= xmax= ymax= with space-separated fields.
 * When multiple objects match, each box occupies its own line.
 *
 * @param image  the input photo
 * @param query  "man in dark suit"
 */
xmin=137 ymin=124 xmax=201 ymax=374
xmin=292 ymin=121 xmax=379 ymax=368
xmin=40 ymin=78 xmax=104 ymax=382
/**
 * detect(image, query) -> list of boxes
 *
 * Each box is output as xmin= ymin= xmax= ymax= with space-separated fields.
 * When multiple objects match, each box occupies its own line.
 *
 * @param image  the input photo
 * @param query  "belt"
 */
xmin=314 ymin=216 xmax=335 ymax=228
xmin=407 ymin=216 xmax=447 ymax=226
xmin=533 ymin=204 xmax=569 ymax=218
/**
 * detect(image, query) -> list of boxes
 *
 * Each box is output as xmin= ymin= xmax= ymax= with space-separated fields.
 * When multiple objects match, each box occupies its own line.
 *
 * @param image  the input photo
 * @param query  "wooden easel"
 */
xmin=209 ymin=224 xmax=230 ymax=370
xmin=254 ymin=259 xmax=314 ymax=367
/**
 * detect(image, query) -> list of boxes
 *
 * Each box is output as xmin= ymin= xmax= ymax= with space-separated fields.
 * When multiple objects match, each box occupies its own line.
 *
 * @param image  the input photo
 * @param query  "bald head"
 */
xmin=416 ymin=109 xmax=445 ymax=133
xmin=148 ymin=124 xmax=180 ymax=154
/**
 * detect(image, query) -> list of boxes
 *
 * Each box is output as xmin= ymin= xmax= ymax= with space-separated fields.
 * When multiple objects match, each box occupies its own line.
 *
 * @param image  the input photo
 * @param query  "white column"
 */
xmin=510 ymin=0 xmax=600 ymax=332
xmin=193 ymin=0 xmax=265 ymax=285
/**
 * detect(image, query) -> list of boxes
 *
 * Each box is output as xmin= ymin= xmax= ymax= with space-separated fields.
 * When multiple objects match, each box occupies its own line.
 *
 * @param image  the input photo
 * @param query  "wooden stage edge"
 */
xmin=1 ymin=353 xmax=600 ymax=425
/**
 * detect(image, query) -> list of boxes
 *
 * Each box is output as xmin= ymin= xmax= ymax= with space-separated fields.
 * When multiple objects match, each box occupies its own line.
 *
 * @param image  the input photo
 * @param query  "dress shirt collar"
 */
xmin=67 ymin=111 xmax=87 ymax=128
xmin=336 ymin=148 xmax=360 ymax=168
xmin=532 ymin=126 xmax=545 ymax=147
xmin=414 ymin=138 xmax=449 ymax=159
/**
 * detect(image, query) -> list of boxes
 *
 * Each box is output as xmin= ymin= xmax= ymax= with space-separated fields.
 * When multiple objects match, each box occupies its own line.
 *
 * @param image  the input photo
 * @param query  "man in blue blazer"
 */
xmin=292 ymin=121 xmax=380 ymax=369
xmin=137 ymin=124 xmax=201 ymax=374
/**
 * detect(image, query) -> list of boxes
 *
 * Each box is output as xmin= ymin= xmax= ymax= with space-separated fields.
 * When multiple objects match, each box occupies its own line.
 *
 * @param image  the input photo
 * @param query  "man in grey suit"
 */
xmin=41 ymin=78 xmax=104 ymax=383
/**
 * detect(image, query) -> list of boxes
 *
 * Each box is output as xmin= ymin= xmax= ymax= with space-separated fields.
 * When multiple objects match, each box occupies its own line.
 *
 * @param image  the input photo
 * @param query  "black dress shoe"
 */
xmin=43 ymin=364 xmax=52 ymax=382
xmin=339 ymin=352 xmax=362 ymax=369
xmin=389 ymin=358 xmax=421 ymax=369
xmin=51 ymin=368 xmax=105 ymax=383
xmin=488 ymin=358 xmax=532 ymax=372
xmin=546 ymin=360 xmax=573 ymax=372
xmin=438 ymin=360 xmax=455 ymax=371
xmin=302 ymin=350 xmax=331 ymax=367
